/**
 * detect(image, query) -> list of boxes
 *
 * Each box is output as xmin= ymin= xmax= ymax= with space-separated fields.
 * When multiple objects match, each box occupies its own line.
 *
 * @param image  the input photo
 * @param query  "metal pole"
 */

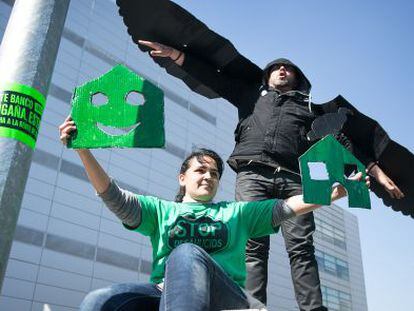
xmin=0 ymin=0 xmax=70 ymax=291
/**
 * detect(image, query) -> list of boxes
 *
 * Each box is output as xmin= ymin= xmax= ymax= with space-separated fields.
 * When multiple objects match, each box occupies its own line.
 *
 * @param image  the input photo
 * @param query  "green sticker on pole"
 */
xmin=0 ymin=83 xmax=46 ymax=149
xmin=68 ymin=64 xmax=165 ymax=149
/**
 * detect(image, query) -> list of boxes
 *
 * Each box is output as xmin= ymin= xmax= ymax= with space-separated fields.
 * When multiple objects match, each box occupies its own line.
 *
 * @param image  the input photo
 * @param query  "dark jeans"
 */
xmin=79 ymin=243 xmax=266 ymax=311
xmin=235 ymin=165 xmax=327 ymax=311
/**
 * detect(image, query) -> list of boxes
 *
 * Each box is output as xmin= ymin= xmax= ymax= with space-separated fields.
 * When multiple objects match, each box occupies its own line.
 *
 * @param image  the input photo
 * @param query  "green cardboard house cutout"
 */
xmin=299 ymin=135 xmax=371 ymax=208
xmin=68 ymin=64 xmax=165 ymax=149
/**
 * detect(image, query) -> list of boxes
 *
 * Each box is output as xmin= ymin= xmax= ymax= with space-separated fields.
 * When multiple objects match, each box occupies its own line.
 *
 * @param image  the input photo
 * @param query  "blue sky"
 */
xmin=174 ymin=1 xmax=414 ymax=310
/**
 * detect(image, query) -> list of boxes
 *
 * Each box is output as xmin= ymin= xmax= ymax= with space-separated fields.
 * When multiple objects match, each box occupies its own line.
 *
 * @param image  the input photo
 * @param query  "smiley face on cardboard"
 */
xmin=68 ymin=65 xmax=165 ymax=149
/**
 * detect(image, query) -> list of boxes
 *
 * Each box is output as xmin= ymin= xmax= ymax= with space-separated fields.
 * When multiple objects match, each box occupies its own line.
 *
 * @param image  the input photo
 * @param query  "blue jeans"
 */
xmin=80 ymin=243 xmax=265 ymax=311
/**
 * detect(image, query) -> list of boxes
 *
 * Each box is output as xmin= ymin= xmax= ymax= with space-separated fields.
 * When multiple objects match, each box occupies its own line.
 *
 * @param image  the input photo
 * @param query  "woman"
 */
xmin=59 ymin=117 xmax=367 ymax=311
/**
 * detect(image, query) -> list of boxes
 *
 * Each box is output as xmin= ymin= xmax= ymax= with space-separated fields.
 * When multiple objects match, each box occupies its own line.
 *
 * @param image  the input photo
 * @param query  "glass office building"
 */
xmin=0 ymin=1 xmax=368 ymax=310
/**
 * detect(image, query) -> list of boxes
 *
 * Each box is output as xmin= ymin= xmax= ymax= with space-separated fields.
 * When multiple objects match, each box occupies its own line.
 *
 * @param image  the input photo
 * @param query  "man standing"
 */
xmin=229 ymin=59 xmax=322 ymax=309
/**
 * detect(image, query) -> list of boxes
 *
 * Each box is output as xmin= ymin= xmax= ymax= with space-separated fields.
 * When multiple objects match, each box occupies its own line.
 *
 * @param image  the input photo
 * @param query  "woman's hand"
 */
xmin=58 ymin=116 xmax=88 ymax=155
xmin=59 ymin=115 xmax=76 ymax=146
xmin=332 ymin=172 xmax=370 ymax=201
xmin=285 ymin=172 xmax=370 ymax=216
xmin=59 ymin=116 xmax=109 ymax=193
xmin=138 ymin=40 xmax=185 ymax=65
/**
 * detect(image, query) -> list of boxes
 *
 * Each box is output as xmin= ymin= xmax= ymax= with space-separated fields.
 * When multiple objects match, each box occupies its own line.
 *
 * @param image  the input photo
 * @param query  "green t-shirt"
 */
xmin=129 ymin=196 xmax=279 ymax=287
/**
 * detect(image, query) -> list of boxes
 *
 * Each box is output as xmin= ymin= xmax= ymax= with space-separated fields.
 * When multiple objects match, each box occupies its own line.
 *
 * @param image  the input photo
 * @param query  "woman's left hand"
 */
xmin=334 ymin=172 xmax=370 ymax=200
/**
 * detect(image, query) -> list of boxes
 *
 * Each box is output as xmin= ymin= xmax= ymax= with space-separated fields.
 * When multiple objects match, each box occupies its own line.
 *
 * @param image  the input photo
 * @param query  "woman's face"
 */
xmin=179 ymin=156 xmax=220 ymax=203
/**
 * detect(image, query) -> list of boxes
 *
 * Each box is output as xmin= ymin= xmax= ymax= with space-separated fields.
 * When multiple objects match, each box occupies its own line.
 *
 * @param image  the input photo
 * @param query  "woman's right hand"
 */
xmin=59 ymin=116 xmax=109 ymax=192
xmin=58 ymin=115 xmax=76 ymax=146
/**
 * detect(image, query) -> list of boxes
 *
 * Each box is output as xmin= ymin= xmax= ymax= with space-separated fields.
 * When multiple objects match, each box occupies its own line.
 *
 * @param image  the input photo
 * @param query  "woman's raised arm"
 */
xmin=59 ymin=116 xmax=110 ymax=194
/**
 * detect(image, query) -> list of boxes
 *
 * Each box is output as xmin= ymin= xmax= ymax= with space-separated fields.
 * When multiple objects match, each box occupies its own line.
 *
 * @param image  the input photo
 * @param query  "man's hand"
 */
xmin=369 ymin=164 xmax=405 ymax=199
xmin=138 ymin=40 xmax=185 ymax=65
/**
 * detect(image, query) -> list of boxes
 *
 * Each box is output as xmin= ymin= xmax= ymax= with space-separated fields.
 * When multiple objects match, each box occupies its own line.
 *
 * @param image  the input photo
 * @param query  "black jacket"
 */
xmin=182 ymin=56 xmax=314 ymax=173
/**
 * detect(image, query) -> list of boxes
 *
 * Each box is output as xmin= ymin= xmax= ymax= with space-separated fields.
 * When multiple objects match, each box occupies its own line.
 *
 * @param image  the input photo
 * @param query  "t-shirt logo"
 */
xmin=167 ymin=215 xmax=229 ymax=253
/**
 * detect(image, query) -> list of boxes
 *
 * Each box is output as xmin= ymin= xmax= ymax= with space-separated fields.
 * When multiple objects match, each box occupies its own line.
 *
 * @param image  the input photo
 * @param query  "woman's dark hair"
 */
xmin=175 ymin=148 xmax=224 ymax=202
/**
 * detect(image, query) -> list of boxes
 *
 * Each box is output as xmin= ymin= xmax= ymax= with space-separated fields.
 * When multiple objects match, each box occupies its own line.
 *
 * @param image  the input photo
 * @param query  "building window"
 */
xmin=315 ymin=218 xmax=347 ymax=250
xmin=316 ymin=250 xmax=350 ymax=281
xmin=321 ymin=285 xmax=352 ymax=311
